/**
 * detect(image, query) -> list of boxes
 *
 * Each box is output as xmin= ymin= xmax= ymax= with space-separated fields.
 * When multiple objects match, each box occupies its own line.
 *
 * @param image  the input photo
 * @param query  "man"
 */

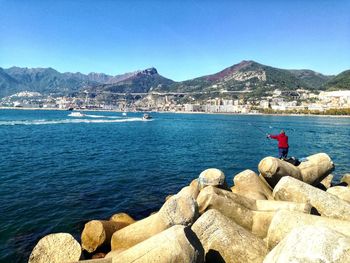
xmin=267 ymin=130 xmax=289 ymax=159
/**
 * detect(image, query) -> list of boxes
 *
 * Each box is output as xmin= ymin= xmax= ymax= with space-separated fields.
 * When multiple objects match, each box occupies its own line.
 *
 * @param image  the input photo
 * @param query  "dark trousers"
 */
xmin=278 ymin=147 xmax=288 ymax=159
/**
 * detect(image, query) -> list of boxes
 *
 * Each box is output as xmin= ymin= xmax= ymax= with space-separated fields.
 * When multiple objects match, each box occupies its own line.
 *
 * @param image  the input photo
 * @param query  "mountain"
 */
xmin=323 ymin=70 xmax=350 ymax=90
xmin=0 ymin=66 xmax=174 ymax=98
xmin=0 ymin=68 xmax=24 ymax=98
xmin=155 ymin=61 xmax=331 ymax=97
xmin=0 ymin=62 xmax=346 ymax=99
xmin=2 ymin=67 xmax=97 ymax=97
xmin=288 ymin=69 xmax=332 ymax=89
xmin=86 ymin=68 xmax=174 ymax=94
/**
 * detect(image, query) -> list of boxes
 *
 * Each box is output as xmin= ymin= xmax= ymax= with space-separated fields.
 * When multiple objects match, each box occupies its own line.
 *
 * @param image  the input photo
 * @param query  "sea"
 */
xmin=0 ymin=109 xmax=349 ymax=262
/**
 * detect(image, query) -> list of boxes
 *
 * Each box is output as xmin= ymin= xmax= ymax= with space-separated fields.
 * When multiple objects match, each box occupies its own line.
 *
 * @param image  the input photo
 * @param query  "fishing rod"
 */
xmin=248 ymin=122 xmax=268 ymax=136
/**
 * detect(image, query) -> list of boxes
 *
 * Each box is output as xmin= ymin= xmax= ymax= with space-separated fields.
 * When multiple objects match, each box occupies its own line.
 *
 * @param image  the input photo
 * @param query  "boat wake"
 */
xmin=84 ymin=114 xmax=122 ymax=119
xmin=0 ymin=117 xmax=146 ymax=126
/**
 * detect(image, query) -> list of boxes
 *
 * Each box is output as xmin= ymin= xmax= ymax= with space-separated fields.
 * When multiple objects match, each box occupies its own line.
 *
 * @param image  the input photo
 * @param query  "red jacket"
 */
xmin=270 ymin=133 xmax=289 ymax=148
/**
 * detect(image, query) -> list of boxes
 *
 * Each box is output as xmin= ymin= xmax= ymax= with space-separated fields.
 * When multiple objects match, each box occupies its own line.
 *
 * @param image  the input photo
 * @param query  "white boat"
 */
xmin=142 ymin=113 xmax=152 ymax=120
xmin=68 ymin=112 xmax=85 ymax=117
xmin=122 ymin=112 xmax=127 ymax=116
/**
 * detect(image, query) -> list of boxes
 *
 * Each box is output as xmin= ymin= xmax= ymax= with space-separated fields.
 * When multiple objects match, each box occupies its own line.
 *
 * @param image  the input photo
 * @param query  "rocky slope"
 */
xmin=0 ymin=61 xmax=347 ymax=99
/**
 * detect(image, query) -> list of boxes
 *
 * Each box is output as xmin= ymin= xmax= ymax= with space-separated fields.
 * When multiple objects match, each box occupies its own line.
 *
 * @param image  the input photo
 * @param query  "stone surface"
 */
xmin=29 ymin=233 xmax=81 ymax=263
xmin=255 ymin=200 xmax=311 ymax=213
xmin=266 ymin=210 xmax=350 ymax=249
xmin=263 ymin=226 xmax=350 ymax=263
xmin=273 ymin=176 xmax=350 ymax=220
xmin=320 ymin=174 xmax=333 ymax=189
xmin=258 ymin=156 xmax=302 ymax=187
xmin=109 ymin=213 xmax=135 ymax=225
xmin=198 ymin=168 xmax=225 ymax=189
xmin=327 ymin=186 xmax=350 ymax=202
xmin=81 ymin=220 xmax=128 ymax=253
xmin=196 ymin=186 xmax=286 ymax=238
xmin=192 ymin=209 xmax=268 ymax=263
xmin=298 ymin=152 xmax=335 ymax=185
xmin=341 ymin=173 xmax=350 ymax=186
xmin=111 ymin=193 xmax=198 ymax=251
xmin=197 ymin=186 xmax=255 ymax=229
xmin=232 ymin=169 xmax=273 ymax=200
xmin=111 ymin=225 xmax=204 ymax=263
xmin=177 ymin=184 xmax=200 ymax=200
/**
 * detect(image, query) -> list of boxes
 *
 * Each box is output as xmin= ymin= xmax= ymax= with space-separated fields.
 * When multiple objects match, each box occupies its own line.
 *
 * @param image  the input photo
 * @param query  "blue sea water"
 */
xmin=0 ymin=109 xmax=349 ymax=262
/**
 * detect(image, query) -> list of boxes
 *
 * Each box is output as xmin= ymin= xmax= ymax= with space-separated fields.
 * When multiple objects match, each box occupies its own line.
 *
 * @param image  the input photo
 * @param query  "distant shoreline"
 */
xmin=1 ymin=106 xmax=350 ymax=118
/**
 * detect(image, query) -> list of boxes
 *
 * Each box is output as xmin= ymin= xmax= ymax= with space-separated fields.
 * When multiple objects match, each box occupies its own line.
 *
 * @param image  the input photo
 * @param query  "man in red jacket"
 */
xmin=267 ymin=130 xmax=289 ymax=159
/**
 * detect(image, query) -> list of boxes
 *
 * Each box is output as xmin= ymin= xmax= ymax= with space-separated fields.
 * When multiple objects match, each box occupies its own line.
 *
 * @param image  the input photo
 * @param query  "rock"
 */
xmin=327 ymin=186 xmax=350 ymax=202
xmin=92 ymin=252 xmax=106 ymax=259
xmin=298 ymin=153 xmax=335 ymax=185
xmin=197 ymin=186 xmax=255 ymax=229
xmin=28 ymin=233 xmax=81 ymax=263
xmin=341 ymin=173 xmax=350 ymax=186
xmin=232 ymin=169 xmax=273 ymax=200
xmin=110 ymin=225 xmax=204 ymax=263
xmin=258 ymin=157 xmax=302 ymax=187
xmin=255 ymin=200 xmax=311 ymax=213
xmin=109 ymin=213 xmax=135 ymax=225
xmin=81 ymin=220 xmax=128 ymax=253
xmin=111 ymin=193 xmax=198 ymax=251
xmin=196 ymin=186 xmax=308 ymax=238
xmin=177 ymin=184 xmax=200 ymax=200
xmin=192 ymin=209 xmax=268 ymax=263
xmin=320 ymin=174 xmax=333 ymax=189
xmin=263 ymin=226 xmax=350 ymax=263
xmin=266 ymin=210 xmax=350 ymax=249
xmin=198 ymin=168 xmax=226 ymax=189
xmin=273 ymin=176 xmax=350 ymax=220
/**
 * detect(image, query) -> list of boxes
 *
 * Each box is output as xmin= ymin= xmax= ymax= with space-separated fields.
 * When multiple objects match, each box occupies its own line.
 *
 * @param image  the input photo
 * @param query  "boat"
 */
xmin=142 ymin=113 xmax=152 ymax=120
xmin=68 ymin=112 xmax=85 ymax=117
xmin=122 ymin=112 xmax=127 ymax=116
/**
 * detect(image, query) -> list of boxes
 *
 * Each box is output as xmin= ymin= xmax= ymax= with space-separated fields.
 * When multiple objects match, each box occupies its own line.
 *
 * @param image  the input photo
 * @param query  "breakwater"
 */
xmin=28 ymin=152 xmax=350 ymax=263
xmin=1 ymin=110 xmax=350 ymax=262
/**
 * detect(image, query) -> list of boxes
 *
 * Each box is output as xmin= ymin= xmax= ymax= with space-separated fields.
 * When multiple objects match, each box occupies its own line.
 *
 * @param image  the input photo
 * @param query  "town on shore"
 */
xmin=1 ymin=89 xmax=350 ymax=115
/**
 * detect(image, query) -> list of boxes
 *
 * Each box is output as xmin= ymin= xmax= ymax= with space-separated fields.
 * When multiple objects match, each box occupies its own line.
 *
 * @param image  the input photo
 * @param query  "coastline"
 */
xmin=1 ymin=106 xmax=350 ymax=118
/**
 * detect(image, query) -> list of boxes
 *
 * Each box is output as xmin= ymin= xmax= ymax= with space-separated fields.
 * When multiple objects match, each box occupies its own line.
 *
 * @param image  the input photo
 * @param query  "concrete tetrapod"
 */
xmin=28 ymin=233 xmax=81 ymax=263
xmin=111 ymin=192 xmax=198 ymax=251
xmin=196 ymin=186 xmax=310 ymax=238
xmin=192 ymin=209 xmax=268 ymax=263
xmin=273 ymin=176 xmax=350 ymax=220
xmin=298 ymin=152 xmax=335 ymax=185
xmin=75 ymin=226 xmax=204 ymax=263
xmin=263 ymin=226 xmax=350 ymax=263
xmin=266 ymin=210 xmax=350 ymax=249
xmin=327 ymin=186 xmax=350 ymax=203
xmin=198 ymin=168 xmax=226 ymax=190
xmin=81 ymin=220 xmax=131 ymax=253
xmin=114 ymin=225 xmax=204 ymax=262
xmin=109 ymin=212 xmax=135 ymax=225
xmin=341 ymin=173 xmax=350 ymax=186
xmin=319 ymin=174 xmax=333 ymax=189
xmin=258 ymin=157 xmax=302 ymax=188
xmin=232 ymin=169 xmax=273 ymax=200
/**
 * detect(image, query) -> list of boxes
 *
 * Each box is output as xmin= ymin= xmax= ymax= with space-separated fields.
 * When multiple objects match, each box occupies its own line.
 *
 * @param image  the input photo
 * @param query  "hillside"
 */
xmin=84 ymin=68 xmax=174 ymax=94
xmin=323 ymin=70 xmax=350 ymax=90
xmin=155 ymin=61 xmax=330 ymax=97
xmin=0 ymin=62 xmax=346 ymax=99
xmin=2 ymin=67 xmax=97 ymax=97
xmin=0 ymin=68 xmax=24 ymax=98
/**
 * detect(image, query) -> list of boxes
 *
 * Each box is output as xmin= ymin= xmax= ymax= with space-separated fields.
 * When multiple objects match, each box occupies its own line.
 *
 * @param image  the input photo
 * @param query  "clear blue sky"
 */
xmin=1 ymin=0 xmax=349 ymax=81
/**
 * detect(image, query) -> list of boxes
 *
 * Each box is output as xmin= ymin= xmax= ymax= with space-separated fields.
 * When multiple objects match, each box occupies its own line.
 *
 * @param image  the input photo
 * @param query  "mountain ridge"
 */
xmin=0 ymin=61 xmax=348 ymax=98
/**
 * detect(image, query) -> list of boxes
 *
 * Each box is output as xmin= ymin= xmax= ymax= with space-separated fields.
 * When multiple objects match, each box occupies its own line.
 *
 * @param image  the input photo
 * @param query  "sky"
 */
xmin=0 ymin=0 xmax=349 ymax=81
